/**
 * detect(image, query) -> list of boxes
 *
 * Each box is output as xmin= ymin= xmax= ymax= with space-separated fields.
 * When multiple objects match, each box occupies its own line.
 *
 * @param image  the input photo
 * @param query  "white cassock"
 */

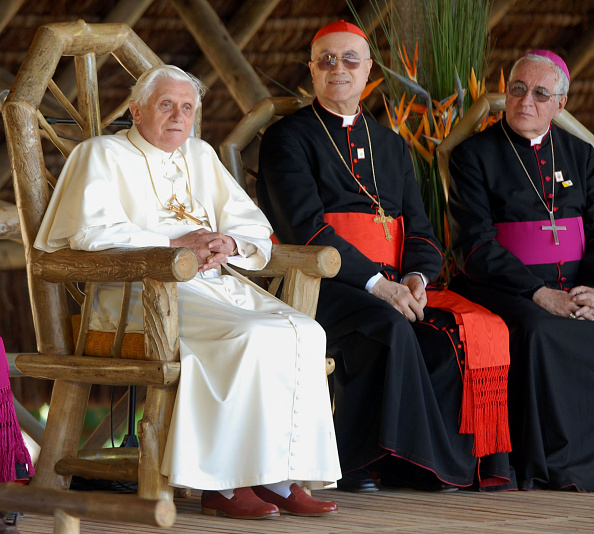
xmin=35 ymin=125 xmax=341 ymax=491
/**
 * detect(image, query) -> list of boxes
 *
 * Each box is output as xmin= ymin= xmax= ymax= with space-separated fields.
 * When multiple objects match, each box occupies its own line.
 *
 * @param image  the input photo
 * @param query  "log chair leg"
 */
xmin=54 ymin=509 xmax=80 ymax=534
xmin=30 ymin=380 xmax=91 ymax=490
xmin=137 ymin=385 xmax=176 ymax=501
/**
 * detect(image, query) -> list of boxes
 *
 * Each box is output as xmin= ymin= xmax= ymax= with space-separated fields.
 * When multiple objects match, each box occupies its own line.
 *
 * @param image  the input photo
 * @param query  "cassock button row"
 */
xmin=561 ymin=277 xmax=567 ymax=282
xmin=545 ymin=176 xmax=551 ymax=181
xmin=540 ymin=159 xmax=546 ymax=165
xmin=547 ymin=193 xmax=553 ymax=199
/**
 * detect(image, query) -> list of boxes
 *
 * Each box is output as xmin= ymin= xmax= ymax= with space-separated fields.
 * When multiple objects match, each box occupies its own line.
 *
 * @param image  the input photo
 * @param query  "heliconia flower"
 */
xmin=361 ymin=77 xmax=384 ymax=101
xmin=383 ymin=94 xmax=397 ymax=131
xmin=468 ymin=68 xmax=480 ymax=101
xmin=410 ymin=134 xmax=433 ymax=164
xmin=397 ymin=41 xmax=418 ymax=82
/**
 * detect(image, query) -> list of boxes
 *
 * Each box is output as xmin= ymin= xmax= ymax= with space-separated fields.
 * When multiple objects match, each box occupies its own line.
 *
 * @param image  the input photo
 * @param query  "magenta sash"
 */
xmin=495 ymin=216 xmax=585 ymax=265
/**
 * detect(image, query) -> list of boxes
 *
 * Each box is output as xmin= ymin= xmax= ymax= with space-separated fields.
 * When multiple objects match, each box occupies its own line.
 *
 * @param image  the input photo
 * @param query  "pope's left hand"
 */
xmin=569 ymin=286 xmax=594 ymax=321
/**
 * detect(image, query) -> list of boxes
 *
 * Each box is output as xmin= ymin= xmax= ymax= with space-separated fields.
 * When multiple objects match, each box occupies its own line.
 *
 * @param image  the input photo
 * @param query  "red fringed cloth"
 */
xmin=0 ymin=338 xmax=35 ymax=483
xmin=324 ymin=211 xmax=511 ymax=457
xmin=426 ymin=290 xmax=511 ymax=457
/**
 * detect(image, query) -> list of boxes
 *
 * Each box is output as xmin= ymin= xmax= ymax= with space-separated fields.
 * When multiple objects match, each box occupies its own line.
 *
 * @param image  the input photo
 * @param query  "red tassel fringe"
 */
xmin=460 ymin=365 xmax=512 ymax=457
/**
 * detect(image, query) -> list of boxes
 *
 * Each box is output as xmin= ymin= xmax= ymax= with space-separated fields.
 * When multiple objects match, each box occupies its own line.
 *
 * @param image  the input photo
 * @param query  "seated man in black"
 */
xmin=448 ymin=50 xmax=594 ymax=491
xmin=258 ymin=20 xmax=513 ymax=493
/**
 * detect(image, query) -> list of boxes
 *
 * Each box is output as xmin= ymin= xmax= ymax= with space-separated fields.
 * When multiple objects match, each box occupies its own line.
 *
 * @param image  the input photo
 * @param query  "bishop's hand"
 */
xmin=569 ymin=286 xmax=594 ymax=321
xmin=370 ymin=276 xmax=426 ymax=322
xmin=532 ymin=286 xmax=586 ymax=319
xmin=170 ymin=228 xmax=237 ymax=272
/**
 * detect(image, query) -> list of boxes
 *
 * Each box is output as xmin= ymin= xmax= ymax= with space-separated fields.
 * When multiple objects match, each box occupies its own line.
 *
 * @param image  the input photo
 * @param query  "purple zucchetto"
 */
xmin=527 ymin=49 xmax=570 ymax=84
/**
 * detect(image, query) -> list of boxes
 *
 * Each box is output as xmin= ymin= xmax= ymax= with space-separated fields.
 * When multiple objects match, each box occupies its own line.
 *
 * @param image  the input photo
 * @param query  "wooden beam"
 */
xmin=0 ymin=241 xmax=25 ymax=270
xmin=0 ymin=484 xmax=176 ymax=528
xmin=191 ymin=0 xmax=281 ymax=88
xmin=565 ymin=29 xmax=594 ymax=80
xmin=489 ymin=0 xmax=519 ymax=30
xmin=0 ymin=0 xmax=26 ymax=35
xmin=170 ymin=0 xmax=270 ymax=113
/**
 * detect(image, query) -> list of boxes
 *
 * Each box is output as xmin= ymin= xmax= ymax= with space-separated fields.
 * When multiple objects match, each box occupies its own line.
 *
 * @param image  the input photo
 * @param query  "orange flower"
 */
xmin=361 ymin=77 xmax=384 ymax=101
xmin=397 ymin=42 xmax=418 ymax=82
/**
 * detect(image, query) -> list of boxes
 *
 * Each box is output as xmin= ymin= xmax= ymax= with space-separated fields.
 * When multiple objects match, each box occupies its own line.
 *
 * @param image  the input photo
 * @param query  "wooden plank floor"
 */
xmin=13 ymin=487 xmax=594 ymax=534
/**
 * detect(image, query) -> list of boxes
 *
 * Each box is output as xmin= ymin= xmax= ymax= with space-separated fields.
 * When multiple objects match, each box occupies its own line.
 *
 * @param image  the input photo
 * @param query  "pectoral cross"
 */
xmin=374 ymin=206 xmax=394 ymax=241
xmin=541 ymin=211 xmax=566 ymax=245
xmin=167 ymin=198 xmax=202 ymax=226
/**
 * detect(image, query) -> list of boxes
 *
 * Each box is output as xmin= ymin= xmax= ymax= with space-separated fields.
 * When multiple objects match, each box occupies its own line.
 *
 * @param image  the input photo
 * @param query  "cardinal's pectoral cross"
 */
xmin=167 ymin=199 xmax=202 ymax=225
xmin=541 ymin=211 xmax=566 ymax=245
xmin=374 ymin=207 xmax=394 ymax=241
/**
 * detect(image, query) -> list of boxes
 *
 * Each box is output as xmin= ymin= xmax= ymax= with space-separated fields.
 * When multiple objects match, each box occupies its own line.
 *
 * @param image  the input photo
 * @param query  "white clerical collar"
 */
xmin=319 ymin=102 xmax=360 ymax=127
xmin=125 ymin=124 xmax=180 ymax=159
xmin=530 ymin=126 xmax=550 ymax=146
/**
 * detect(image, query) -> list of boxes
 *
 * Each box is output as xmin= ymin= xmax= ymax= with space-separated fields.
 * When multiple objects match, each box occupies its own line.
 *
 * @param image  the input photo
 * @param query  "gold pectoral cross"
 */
xmin=167 ymin=199 xmax=203 ymax=225
xmin=374 ymin=207 xmax=393 ymax=241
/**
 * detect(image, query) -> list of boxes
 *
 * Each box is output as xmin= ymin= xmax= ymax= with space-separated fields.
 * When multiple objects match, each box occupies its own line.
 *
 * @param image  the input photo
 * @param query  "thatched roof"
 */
xmin=1 ymin=0 xmax=593 ymax=151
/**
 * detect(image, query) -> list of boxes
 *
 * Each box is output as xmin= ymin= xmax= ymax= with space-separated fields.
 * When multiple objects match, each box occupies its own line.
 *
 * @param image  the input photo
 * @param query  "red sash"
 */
xmin=323 ymin=212 xmax=511 ymax=457
xmin=323 ymin=212 xmax=404 ymax=269
xmin=426 ymin=290 xmax=511 ymax=457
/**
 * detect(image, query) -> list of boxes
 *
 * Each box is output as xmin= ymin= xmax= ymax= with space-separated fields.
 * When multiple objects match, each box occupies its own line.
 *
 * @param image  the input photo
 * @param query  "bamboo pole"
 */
xmin=0 ymin=0 xmax=25 ymax=34
xmin=170 ymin=0 xmax=270 ymax=113
xmin=565 ymin=31 xmax=594 ymax=80
xmin=489 ymin=0 xmax=519 ymax=30
xmin=191 ymin=0 xmax=281 ymax=88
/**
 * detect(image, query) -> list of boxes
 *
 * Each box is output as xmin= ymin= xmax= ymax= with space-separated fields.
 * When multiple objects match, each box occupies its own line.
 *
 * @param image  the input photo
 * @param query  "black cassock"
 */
xmin=258 ymin=100 xmax=512 ymax=489
xmin=449 ymin=117 xmax=594 ymax=491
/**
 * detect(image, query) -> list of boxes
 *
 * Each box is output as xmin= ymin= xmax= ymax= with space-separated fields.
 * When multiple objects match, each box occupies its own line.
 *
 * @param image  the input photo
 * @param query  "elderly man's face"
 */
xmin=505 ymin=59 xmax=567 ymax=139
xmin=129 ymin=78 xmax=196 ymax=152
xmin=309 ymin=32 xmax=372 ymax=115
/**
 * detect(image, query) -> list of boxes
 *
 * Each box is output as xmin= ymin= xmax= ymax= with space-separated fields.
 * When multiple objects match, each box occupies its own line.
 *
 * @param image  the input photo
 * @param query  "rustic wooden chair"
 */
xmin=3 ymin=21 xmax=340 ymax=503
xmin=436 ymin=93 xmax=594 ymax=202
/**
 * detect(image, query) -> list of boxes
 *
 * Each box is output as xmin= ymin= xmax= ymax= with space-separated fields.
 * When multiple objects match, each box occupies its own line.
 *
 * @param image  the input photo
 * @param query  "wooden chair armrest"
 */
xmin=15 ymin=354 xmax=180 ymax=386
xmin=33 ymin=246 xmax=198 ymax=283
xmin=233 ymin=244 xmax=341 ymax=279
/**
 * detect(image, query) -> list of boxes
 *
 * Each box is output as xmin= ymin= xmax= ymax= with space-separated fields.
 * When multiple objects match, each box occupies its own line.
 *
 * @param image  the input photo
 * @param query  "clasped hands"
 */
xmin=170 ymin=228 xmax=237 ymax=272
xmin=370 ymin=274 xmax=427 ymax=322
xmin=533 ymin=285 xmax=594 ymax=321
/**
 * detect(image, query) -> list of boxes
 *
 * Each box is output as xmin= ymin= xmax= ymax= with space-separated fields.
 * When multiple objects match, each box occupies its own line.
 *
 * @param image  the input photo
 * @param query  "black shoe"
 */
xmin=337 ymin=468 xmax=379 ymax=493
xmin=382 ymin=462 xmax=458 ymax=492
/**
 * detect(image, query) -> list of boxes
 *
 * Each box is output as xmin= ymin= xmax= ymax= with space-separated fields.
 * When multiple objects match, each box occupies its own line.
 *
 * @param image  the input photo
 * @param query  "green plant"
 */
xmin=349 ymin=0 xmax=494 ymax=274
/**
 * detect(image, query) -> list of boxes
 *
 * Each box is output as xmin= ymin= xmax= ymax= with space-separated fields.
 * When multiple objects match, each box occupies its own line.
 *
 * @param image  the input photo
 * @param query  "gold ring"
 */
xmin=569 ymin=312 xmax=577 ymax=319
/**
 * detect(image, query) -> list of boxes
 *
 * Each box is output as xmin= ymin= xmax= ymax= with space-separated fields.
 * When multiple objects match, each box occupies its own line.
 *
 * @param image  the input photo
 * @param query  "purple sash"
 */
xmin=495 ymin=216 xmax=585 ymax=265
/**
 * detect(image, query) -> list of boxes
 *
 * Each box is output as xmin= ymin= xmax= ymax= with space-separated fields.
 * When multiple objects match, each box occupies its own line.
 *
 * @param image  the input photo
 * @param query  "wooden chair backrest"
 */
xmin=220 ymin=95 xmax=313 ymax=191
xmin=3 ymin=20 xmax=163 ymax=356
xmin=436 ymin=93 xmax=594 ymax=203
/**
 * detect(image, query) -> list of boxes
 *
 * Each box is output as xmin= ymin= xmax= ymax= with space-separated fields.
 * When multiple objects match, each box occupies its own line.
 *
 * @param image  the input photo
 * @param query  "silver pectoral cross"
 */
xmin=541 ymin=211 xmax=566 ymax=245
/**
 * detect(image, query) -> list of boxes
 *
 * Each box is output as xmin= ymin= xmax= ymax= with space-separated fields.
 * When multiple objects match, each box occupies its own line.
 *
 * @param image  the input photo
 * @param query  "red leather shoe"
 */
xmin=253 ymin=483 xmax=338 ymax=516
xmin=201 ymin=487 xmax=280 ymax=519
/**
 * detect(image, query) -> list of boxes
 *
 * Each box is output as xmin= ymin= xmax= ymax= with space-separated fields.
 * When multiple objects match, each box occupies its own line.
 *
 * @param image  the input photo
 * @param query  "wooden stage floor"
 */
xmin=14 ymin=487 xmax=594 ymax=534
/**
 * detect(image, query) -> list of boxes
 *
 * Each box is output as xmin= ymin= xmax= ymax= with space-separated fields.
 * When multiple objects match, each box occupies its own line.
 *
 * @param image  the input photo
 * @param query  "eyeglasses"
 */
xmin=507 ymin=81 xmax=562 ymax=103
xmin=313 ymin=54 xmax=369 ymax=71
